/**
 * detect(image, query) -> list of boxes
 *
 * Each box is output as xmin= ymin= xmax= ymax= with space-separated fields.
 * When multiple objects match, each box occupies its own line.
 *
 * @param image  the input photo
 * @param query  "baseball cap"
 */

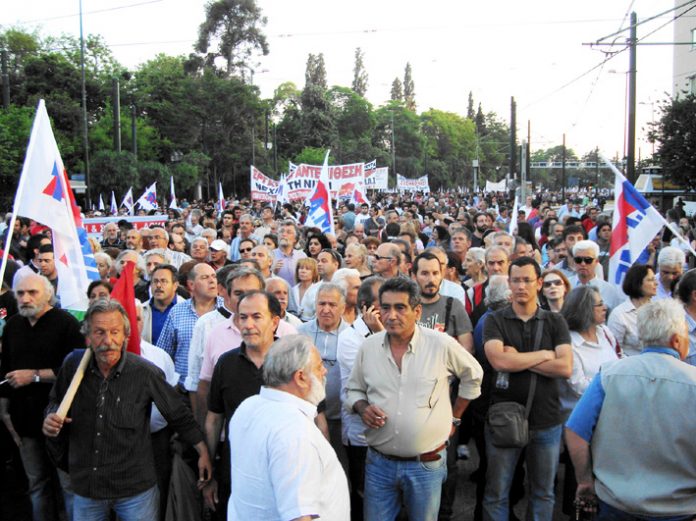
xmin=210 ymin=239 xmax=228 ymax=252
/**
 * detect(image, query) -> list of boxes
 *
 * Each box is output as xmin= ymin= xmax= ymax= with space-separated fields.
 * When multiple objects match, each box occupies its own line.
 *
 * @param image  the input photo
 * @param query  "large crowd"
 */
xmin=1 ymin=188 xmax=696 ymax=521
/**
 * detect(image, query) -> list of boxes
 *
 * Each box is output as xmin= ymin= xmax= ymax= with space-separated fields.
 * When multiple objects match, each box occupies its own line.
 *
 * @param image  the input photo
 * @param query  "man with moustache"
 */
xmin=227 ymin=335 xmax=350 ymax=521
xmin=43 ymin=299 xmax=211 ymax=521
xmin=0 ymin=274 xmax=84 ymax=521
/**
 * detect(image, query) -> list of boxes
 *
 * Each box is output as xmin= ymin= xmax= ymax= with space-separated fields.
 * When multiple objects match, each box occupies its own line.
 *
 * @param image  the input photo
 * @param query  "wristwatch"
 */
xmin=452 ymin=417 xmax=462 ymax=427
xmin=33 ymin=371 xmax=40 ymax=383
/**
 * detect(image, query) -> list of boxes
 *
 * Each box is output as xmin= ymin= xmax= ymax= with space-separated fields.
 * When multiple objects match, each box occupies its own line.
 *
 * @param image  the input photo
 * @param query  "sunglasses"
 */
xmin=573 ymin=256 xmax=595 ymax=265
xmin=543 ymin=279 xmax=564 ymax=288
xmin=239 ymin=248 xmax=253 ymax=253
xmin=373 ymin=254 xmax=394 ymax=261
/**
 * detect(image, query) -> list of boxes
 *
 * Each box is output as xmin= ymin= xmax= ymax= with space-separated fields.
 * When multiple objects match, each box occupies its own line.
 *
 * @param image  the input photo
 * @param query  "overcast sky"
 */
xmin=4 ymin=0 xmax=682 ymax=161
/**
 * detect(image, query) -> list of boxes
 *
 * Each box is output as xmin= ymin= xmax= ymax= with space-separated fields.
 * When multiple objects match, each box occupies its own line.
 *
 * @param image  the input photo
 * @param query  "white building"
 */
xmin=673 ymin=2 xmax=696 ymax=96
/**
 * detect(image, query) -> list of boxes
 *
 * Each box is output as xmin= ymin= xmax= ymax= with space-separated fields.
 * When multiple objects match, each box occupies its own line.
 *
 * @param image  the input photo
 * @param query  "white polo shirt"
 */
xmin=228 ymin=387 xmax=350 ymax=521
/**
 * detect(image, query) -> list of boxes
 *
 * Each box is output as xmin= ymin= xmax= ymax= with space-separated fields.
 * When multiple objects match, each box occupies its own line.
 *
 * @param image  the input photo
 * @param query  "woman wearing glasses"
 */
xmin=607 ymin=264 xmax=658 ymax=357
xmin=539 ymin=269 xmax=571 ymax=313
xmin=291 ymin=258 xmax=321 ymax=321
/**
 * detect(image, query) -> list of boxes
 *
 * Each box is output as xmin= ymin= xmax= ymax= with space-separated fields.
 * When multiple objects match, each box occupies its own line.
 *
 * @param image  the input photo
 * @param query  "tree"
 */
xmin=403 ymin=62 xmax=416 ymax=111
xmin=195 ymin=0 xmax=269 ymax=75
xmin=305 ymin=53 xmax=327 ymax=89
xmin=475 ymin=103 xmax=486 ymax=135
xmin=0 ymin=105 xmax=35 ymax=208
xmin=390 ymin=78 xmax=403 ymax=101
xmin=650 ymin=94 xmax=696 ymax=190
xmin=90 ymin=150 xmax=139 ymax=197
xmin=467 ymin=91 xmax=475 ymax=120
xmin=328 ymin=86 xmax=377 ymax=163
xmin=351 ymin=47 xmax=368 ymax=97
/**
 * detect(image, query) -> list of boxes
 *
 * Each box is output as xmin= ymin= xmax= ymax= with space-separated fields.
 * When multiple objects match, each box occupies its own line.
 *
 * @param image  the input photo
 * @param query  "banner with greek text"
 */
xmin=285 ymin=162 xmax=366 ymax=201
xmin=365 ymin=167 xmax=389 ymax=189
xmin=397 ymin=174 xmax=430 ymax=193
xmin=250 ymin=166 xmax=280 ymax=202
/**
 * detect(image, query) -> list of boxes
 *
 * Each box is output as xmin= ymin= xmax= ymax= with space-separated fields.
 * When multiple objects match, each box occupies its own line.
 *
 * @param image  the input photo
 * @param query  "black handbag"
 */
xmin=487 ymin=320 xmax=544 ymax=448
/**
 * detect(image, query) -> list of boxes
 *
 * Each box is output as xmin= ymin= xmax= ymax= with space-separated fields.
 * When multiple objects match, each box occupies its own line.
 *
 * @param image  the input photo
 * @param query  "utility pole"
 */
xmin=1 ymin=50 xmax=9 ymax=109
xmin=627 ymin=11 xmax=637 ymax=183
xmin=131 ymin=105 xmax=138 ymax=159
xmin=391 ymin=110 xmax=396 ymax=186
xmin=561 ymin=133 xmax=567 ymax=201
xmin=595 ymin=147 xmax=600 ymax=199
xmin=509 ymin=97 xmax=517 ymax=180
xmin=520 ymin=140 xmax=527 ymax=202
xmin=112 ymin=78 xmax=121 ymax=152
xmin=526 ymin=120 xmax=531 ymax=189
xmin=79 ymin=0 xmax=91 ymax=208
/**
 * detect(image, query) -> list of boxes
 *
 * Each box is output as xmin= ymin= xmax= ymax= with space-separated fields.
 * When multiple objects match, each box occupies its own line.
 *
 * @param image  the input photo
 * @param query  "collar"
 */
xmin=149 ymin=297 xmax=177 ymax=312
xmin=259 ymin=386 xmax=317 ymax=418
xmin=308 ymin=318 xmax=346 ymax=335
xmin=685 ymin=311 xmax=696 ymax=333
xmin=351 ymin=316 xmax=371 ymax=337
xmin=642 ymin=346 xmax=681 ymax=359
xmin=217 ymin=306 xmax=232 ymax=319
xmin=501 ymin=304 xmax=545 ymax=321
xmin=383 ymin=324 xmax=421 ymax=354
xmin=89 ymin=347 xmax=128 ymax=379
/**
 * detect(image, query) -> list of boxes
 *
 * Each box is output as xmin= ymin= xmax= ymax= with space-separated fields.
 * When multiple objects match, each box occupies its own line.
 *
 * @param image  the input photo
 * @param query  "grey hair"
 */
xmin=637 ymin=298 xmax=687 ymax=348
xmin=14 ymin=273 xmax=57 ymax=306
xmin=561 ymin=286 xmax=600 ymax=332
xmin=81 ymin=298 xmax=131 ymax=340
xmin=316 ymin=281 xmax=346 ymax=302
xmin=201 ymin=228 xmax=217 ymax=240
xmin=263 ymin=335 xmax=314 ymax=387
xmin=484 ymin=275 xmax=511 ymax=308
xmin=467 ymin=247 xmax=486 ymax=265
xmin=331 ymin=268 xmax=360 ymax=293
xmin=144 ymin=248 xmax=171 ymax=264
xmin=150 ymin=226 xmax=169 ymax=242
xmin=225 ymin=266 xmax=265 ymax=293
xmin=266 ymin=275 xmax=290 ymax=292
xmin=94 ymin=251 xmax=113 ymax=268
xmin=115 ymin=249 xmax=146 ymax=277
xmin=658 ymin=246 xmax=686 ymax=268
xmin=492 ymin=231 xmax=513 ymax=242
xmin=485 ymin=245 xmax=509 ymax=262
xmin=191 ymin=237 xmax=209 ymax=248
xmin=573 ymin=240 xmax=599 ymax=257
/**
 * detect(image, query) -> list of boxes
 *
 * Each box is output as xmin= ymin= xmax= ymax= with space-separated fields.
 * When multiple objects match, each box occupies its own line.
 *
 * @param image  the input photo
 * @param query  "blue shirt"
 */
xmin=685 ymin=312 xmax=696 ymax=367
xmin=156 ymin=296 xmax=224 ymax=385
xmin=149 ymin=297 xmax=178 ymax=345
xmin=566 ymin=346 xmax=681 ymax=442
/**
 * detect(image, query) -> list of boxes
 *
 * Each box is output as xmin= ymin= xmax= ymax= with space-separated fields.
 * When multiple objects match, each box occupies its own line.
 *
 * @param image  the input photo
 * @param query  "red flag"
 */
xmin=110 ymin=260 xmax=141 ymax=355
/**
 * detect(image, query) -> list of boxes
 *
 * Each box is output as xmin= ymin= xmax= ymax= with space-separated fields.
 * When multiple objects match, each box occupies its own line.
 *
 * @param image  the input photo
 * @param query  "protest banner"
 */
xmin=250 ymin=166 xmax=280 ymax=202
xmin=397 ymin=174 xmax=430 ymax=192
xmin=365 ymin=167 xmax=389 ymax=189
xmin=285 ymin=162 xmax=366 ymax=201
xmin=84 ymin=215 xmax=168 ymax=238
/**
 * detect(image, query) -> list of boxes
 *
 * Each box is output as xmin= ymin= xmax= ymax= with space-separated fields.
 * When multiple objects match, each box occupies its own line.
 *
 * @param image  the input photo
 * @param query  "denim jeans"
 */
xmin=19 ymin=436 xmax=73 ymax=521
xmin=483 ymin=423 xmax=562 ymax=521
xmin=73 ymin=485 xmax=159 ymax=521
xmin=364 ymin=447 xmax=447 ymax=521
xmin=596 ymin=499 xmax=695 ymax=521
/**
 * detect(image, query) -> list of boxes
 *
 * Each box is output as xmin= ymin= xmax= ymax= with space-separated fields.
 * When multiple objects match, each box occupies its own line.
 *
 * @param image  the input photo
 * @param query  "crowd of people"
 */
xmin=0 ymin=187 xmax=695 ymax=521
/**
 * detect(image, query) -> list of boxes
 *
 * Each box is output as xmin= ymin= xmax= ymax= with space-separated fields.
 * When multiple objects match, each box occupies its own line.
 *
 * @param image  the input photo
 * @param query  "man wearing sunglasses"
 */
xmin=373 ymin=243 xmax=401 ymax=279
xmin=569 ymin=240 xmax=625 ymax=313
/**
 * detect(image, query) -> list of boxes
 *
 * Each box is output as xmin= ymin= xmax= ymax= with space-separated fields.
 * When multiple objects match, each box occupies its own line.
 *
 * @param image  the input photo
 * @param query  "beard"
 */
xmin=18 ymin=303 xmax=42 ymax=318
xmin=421 ymin=283 xmax=440 ymax=299
xmin=306 ymin=373 xmax=326 ymax=406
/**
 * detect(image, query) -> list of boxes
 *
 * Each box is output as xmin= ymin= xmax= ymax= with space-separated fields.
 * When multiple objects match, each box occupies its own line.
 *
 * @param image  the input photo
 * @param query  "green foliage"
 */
xmin=305 ymin=53 xmax=327 ymax=89
xmin=352 ymin=48 xmax=368 ymax=97
xmin=403 ymin=63 xmax=416 ymax=111
xmin=90 ymin=150 xmax=139 ymax=197
xmin=294 ymin=146 xmax=330 ymax=165
xmin=651 ymin=94 xmax=696 ymax=190
xmin=89 ymin=105 xmax=160 ymax=161
xmin=195 ymin=0 xmax=269 ymax=75
xmin=0 ymin=105 xmax=35 ymax=207
xmin=390 ymin=78 xmax=403 ymax=101
xmin=467 ymin=91 xmax=475 ymax=120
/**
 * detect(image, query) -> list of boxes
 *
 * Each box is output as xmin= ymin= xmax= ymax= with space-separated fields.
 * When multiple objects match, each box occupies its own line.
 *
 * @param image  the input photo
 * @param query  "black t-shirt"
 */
xmin=483 ymin=305 xmax=571 ymax=429
xmin=0 ymin=308 xmax=85 ymax=437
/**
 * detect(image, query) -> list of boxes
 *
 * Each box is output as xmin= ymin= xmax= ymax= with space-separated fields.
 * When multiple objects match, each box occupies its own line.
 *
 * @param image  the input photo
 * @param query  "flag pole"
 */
xmin=0 ymin=99 xmax=46 ymax=289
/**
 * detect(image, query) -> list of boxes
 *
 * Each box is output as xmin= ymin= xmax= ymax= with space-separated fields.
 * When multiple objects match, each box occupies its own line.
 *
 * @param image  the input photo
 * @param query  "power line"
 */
xmin=11 ymin=0 xmax=164 ymax=25
xmin=594 ymin=0 xmax=696 ymax=43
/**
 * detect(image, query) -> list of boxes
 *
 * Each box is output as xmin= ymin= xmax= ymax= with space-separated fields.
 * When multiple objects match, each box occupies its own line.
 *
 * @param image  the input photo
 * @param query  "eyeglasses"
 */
xmin=573 ymin=256 xmax=596 ymax=265
xmin=373 ymin=255 xmax=394 ymax=261
xmin=593 ymin=301 xmax=605 ymax=308
xmin=543 ymin=279 xmax=563 ymax=288
xmin=239 ymin=248 xmax=253 ymax=253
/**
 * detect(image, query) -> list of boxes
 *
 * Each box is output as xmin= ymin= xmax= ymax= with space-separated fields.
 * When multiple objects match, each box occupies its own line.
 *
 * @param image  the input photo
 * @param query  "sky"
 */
xmin=3 ymin=0 xmax=684 ymax=161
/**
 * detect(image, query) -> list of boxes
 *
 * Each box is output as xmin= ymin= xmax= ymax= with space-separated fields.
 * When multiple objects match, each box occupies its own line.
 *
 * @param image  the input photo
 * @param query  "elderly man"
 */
xmin=451 ymin=228 xmax=472 ymax=264
xmin=373 ymin=242 xmax=401 ymax=279
xmin=141 ymin=264 xmax=183 ymax=344
xmin=101 ymin=222 xmax=125 ymax=250
xmin=655 ymin=246 xmax=685 ymax=300
xmin=272 ymin=220 xmax=307 ymax=286
xmin=0 ymin=274 xmax=84 ymax=521
xmin=228 ymin=335 xmax=350 ymax=520
xmin=115 ymin=249 xmax=149 ymax=301
xmin=190 ymin=237 xmax=209 ymax=263
xmin=298 ymin=283 xmax=349 ymax=466
xmin=251 ymin=244 xmax=275 ymax=279
xmin=332 ymin=268 xmax=361 ymax=325
xmin=566 ymin=299 xmax=696 ymax=520
xmin=144 ymin=249 xmax=170 ymax=280
xmin=266 ymin=277 xmax=303 ymax=327
xmin=208 ymin=240 xmax=232 ymax=271
xmin=150 ymin=227 xmax=191 ymax=269
xmin=346 ymin=277 xmax=483 ymax=521
xmin=125 ymin=229 xmax=143 ymax=254
xmin=43 ymin=299 xmax=211 ymax=521
xmin=568 ymin=240 xmax=625 ymax=312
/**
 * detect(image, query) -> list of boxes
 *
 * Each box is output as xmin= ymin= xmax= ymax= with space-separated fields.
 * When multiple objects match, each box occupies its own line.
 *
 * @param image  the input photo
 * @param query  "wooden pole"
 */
xmin=56 ymin=349 xmax=92 ymax=419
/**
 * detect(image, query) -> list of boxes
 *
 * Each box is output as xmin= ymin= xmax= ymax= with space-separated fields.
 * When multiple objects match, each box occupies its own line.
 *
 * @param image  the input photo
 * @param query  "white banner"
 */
xmin=84 ymin=215 xmax=168 ymax=238
xmin=286 ymin=162 xmax=366 ymax=201
xmin=485 ymin=179 xmax=507 ymax=193
xmin=250 ymin=166 xmax=280 ymax=202
xmin=397 ymin=174 xmax=430 ymax=193
xmin=365 ymin=167 xmax=388 ymax=189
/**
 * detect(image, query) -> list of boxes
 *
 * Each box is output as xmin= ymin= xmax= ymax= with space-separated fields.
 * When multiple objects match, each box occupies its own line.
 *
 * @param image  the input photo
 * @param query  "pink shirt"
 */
xmin=199 ymin=315 xmax=297 ymax=382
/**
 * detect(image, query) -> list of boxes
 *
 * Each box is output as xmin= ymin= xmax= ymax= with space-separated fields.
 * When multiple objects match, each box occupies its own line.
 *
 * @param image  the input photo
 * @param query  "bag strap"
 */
xmin=524 ymin=319 xmax=545 ymax=419
xmin=444 ymin=297 xmax=453 ymax=333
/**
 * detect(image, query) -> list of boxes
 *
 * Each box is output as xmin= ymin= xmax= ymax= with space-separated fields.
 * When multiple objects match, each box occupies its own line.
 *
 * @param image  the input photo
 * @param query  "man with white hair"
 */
xmin=115 ymin=249 xmax=149 ymax=302
xmin=190 ymin=237 xmax=209 ymax=263
xmin=251 ymin=244 xmax=275 ymax=279
xmin=266 ymin=277 xmax=302 ymax=327
xmin=568 ymin=240 xmax=625 ymax=313
xmin=227 ymin=335 xmax=349 ymax=520
xmin=229 ymin=214 xmax=256 ymax=262
xmin=656 ymin=246 xmax=686 ymax=300
xmin=149 ymin=227 xmax=191 ymax=269
xmin=0 ymin=274 xmax=85 ymax=520
xmin=297 ymin=283 xmax=349 ymax=468
xmin=332 ymin=268 xmax=361 ymax=325
xmin=566 ymin=298 xmax=696 ymax=520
